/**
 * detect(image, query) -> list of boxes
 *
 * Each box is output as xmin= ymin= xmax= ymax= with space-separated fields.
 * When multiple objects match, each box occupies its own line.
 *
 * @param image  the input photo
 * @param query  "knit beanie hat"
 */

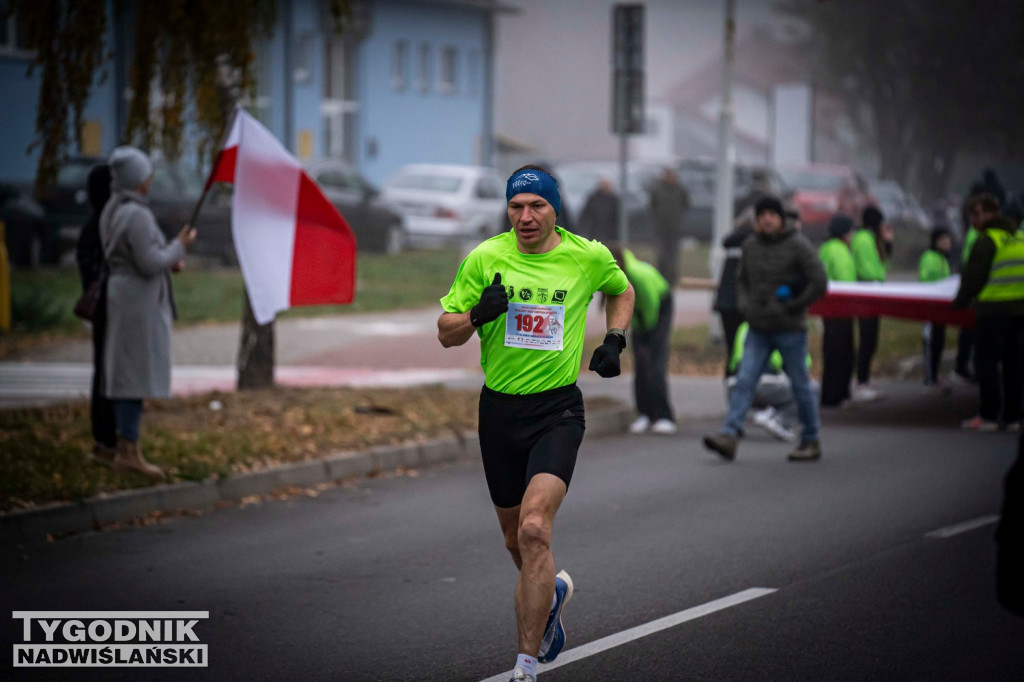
xmin=828 ymin=214 xmax=854 ymax=239
xmin=862 ymin=206 xmax=884 ymax=230
xmin=754 ymin=196 xmax=785 ymax=219
xmin=109 ymin=146 xmax=153 ymax=190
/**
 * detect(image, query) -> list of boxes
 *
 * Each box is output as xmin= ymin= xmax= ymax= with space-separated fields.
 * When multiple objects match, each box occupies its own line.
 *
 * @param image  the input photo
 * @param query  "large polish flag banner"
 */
xmin=205 ymin=109 xmax=356 ymax=324
xmin=809 ymin=276 xmax=975 ymax=327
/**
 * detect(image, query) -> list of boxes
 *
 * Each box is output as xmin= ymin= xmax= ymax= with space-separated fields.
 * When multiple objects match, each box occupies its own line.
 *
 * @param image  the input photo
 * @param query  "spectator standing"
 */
xmin=953 ymin=210 xmax=1024 ymax=431
xmin=920 ymin=227 xmax=953 ymax=389
xmin=851 ymin=206 xmax=893 ymax=402
xmin=610 ymin=246 xmax=676 ymax=435
xmin=101 ymin=146 xmax=196 ymax=478
xmin=702 ymin=196 xmax=827 ymax=462
xmin=818 ymin=215 xmax=857 ymax=407
xmin=713 ymin=222 xmax=754 ymax=378
xmin=577 ymin=178 xmax=619 ymax=244
xmin=649 ymin=167 xmax=690 ymax=286
xmin=954 ymin=190 xmax=998 ymax=383
xmin=75 ymin=164 xmax=117 ymax=464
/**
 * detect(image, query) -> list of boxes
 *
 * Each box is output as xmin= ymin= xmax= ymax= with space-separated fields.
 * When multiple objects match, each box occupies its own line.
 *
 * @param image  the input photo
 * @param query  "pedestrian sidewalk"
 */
xmin=1 ymin=289 xmax=714 ymax=407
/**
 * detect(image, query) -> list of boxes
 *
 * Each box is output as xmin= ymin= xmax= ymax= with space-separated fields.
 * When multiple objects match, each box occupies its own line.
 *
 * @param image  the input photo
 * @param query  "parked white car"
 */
xmin=381 ymin=164 xmax=507 ymax=245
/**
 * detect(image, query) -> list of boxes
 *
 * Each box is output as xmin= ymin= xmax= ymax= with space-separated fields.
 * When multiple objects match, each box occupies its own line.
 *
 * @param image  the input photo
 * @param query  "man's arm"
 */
xmin=953 ymin=235 xmax=996 ymax=308
xmin=605 ymin=283 xmax=635 ymax=331
xmin=437 ymin=311 xmax=477 ymax=348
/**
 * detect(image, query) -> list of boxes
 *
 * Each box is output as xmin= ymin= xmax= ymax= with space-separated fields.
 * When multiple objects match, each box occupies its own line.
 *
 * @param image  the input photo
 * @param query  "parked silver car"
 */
xmin=381 ymin=164 xmax=507 ymax=245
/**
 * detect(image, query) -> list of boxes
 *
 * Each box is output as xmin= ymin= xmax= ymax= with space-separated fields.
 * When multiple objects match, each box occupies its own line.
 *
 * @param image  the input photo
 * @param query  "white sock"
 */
xmin=515 ymin=653 xmax=538 ymax=679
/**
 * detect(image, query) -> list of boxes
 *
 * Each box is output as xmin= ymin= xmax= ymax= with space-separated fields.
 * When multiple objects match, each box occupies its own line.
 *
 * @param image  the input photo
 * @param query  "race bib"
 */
xmin=504 ymin=302 xmax=565 ymax=350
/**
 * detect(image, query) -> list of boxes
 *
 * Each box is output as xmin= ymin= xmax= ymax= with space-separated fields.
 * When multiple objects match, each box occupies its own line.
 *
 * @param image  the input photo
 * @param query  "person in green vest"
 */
xmin=953 ymin=208 xmax=1024 ymax=432
xmin=920 ymin=227 xmax=953 ymax=389
xmin=819 ymin=214 xmax=858 ymax=407
xmin=609 ymin=245 xmax=677 ymax=435
xmin=850 ymin=206 xmax=894 ymax=402
xmin=954 ymin=193 xmax=1001 ymax=384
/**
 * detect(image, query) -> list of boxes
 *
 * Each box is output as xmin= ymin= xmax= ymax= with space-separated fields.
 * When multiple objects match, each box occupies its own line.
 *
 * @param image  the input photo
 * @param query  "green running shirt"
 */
xmin=440 ymin=227 xmax=629 ymax=394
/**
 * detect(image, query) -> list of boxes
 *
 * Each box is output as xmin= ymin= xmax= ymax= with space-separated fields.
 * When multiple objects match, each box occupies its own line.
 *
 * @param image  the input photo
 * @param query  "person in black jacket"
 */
xmin=713 ymin=222 xmax=753 ymax=377
xmin=75 ymin=164 xmax=117 ymax=464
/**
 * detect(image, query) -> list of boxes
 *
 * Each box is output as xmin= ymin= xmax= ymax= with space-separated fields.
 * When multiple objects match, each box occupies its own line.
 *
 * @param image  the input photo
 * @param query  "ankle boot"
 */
xmin=113 ymin=440 xmax=164 ymax=479
xmin=89 ymin=442 xmax=117 ymax=467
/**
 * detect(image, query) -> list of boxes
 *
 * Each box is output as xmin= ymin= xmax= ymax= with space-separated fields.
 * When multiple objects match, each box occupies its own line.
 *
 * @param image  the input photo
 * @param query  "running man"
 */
xmin=438 ymin=165 xmax=634 ymax=682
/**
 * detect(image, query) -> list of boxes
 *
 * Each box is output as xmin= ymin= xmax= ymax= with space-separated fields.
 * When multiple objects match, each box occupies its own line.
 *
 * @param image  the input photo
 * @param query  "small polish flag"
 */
xmin=203 ymin=108 xmax=356 ymax=324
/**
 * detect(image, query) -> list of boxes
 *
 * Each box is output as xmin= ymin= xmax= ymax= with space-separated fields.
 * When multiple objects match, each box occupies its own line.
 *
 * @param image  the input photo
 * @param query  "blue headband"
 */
xmin=506 ymin=169 xmax=561 ymax=216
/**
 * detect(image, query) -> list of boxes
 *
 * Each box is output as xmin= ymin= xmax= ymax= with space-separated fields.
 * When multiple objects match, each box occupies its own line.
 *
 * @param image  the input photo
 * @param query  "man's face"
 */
xmin=969 ymin=204 xmax=997 ymax=228
xmin=756 ymin=210 xmax=783 ymax=234
xmin=508 ymin=192 xmax=557 ymax=251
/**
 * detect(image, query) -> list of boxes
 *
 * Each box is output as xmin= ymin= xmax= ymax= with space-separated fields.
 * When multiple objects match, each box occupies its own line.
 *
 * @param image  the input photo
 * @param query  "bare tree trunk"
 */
xmin=237 ymin=290 xmax=275 ymax=390
xmin=214 ymin=55 xmax=276 ymax=391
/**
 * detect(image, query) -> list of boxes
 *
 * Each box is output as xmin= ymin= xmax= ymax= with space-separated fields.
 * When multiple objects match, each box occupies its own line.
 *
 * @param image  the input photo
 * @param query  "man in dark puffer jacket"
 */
xmin=703 ymin=196 xmax=827 ymax=462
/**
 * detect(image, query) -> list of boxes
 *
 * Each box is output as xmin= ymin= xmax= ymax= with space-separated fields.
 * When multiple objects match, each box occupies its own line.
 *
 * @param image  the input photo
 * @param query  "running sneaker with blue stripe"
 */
xmin=537 ymin=569 xmax=573 ymax=663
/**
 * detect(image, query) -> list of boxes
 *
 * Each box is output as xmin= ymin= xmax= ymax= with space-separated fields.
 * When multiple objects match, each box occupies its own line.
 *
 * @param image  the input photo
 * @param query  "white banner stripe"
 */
xmin=924 ymin=515 xmax=1000 ymax=539
xmin=478 ymin=588 xmax=777 ymax=682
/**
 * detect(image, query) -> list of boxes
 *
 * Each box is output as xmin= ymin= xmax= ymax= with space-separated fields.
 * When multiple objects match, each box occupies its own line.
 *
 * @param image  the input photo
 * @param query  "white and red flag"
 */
xmin=809 ymin=276 xmax=975 ymax=327
xmin=204 ymin=108 xmax=356 ymax=324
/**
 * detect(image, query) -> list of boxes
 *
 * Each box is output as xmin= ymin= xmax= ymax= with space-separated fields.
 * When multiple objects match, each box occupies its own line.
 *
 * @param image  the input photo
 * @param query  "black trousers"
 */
xmin=956 ymin=326 xmax=976 ymax=378
xmin=857 ymin=316 xmax=880 ymax=384
xmin=719 ymin=310 xmax=744 ymax=378
xmin=996 ymin=435 xmax=1024 ymax=615
xmin=655 ymin=232 xmax=680 ymax=289
xmin=90 ymin=312 xmax=117 ymax=447
xmin=632 ymin=295 xmax=675 ymax=422
xmin=821 ymin=318 xmax=854 ymax=407
xmin=975 ymin=315 xmax=1024 ymax=424
xmin=922 ymin=323 xmax=946 ymax=385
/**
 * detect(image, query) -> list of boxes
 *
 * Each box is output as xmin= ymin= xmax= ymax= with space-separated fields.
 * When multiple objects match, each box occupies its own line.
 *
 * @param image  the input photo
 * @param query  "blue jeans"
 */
xmin=112 ymin=399 xmax=143 ymax=443
xmin=724 ymin=328 xmax=819 ymax=441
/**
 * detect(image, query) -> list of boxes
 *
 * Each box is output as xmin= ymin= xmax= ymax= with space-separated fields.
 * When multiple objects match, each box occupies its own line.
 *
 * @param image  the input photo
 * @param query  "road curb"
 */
xmin=1 ymin=405 xmax=631 ymax=545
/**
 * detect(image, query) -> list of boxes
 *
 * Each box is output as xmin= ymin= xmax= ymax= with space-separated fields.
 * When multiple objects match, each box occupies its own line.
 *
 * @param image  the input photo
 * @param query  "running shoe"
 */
xmin=753 ymin=409 xmax=797 ymax=442
xmin=509 ymin=667 xmax=535 ymax=682
xmin=651 ymin=419 xmax=677 ymax=435
xmin=537 ymin=570 xmax=573 ymax=663
xmin=628 ymin=415 xmax=651 ymax=434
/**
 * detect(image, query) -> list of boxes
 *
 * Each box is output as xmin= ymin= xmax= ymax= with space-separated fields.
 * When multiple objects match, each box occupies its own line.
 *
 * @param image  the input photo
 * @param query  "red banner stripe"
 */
xmin=204 ymin=146 xmax=238 ymax=191
xmin=289 ymin=171 xmax=357 ymax=307
xmin=809 ymin=292 xmax=975 ymax=327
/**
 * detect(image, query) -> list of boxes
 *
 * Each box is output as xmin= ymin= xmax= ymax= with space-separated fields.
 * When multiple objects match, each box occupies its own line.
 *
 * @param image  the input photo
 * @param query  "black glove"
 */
xmin=588 ymin=331 xmax=626 ymax=378
xmin=470 ymin=272 xmax=508 ymax=327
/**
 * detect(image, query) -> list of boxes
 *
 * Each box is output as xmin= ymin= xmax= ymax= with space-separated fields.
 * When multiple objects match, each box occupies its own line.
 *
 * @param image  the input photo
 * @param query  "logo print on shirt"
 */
xmin=520 ymin=288 xmax=533 ymax=301
xmin=506 ymin=285 xmax=515 ymax=300
xmin=553 ymin=290 xmax=567 ymax=303
xmin=537 ymin=288 xmax=549 ymax=303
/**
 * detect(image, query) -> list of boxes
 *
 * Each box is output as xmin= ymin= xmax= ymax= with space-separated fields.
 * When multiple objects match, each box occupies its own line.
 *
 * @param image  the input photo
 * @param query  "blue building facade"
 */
xmin=0 ymin=0 xmax=504 ymax=188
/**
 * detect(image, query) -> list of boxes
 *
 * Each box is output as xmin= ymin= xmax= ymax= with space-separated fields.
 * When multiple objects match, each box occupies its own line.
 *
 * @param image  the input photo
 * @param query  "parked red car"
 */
xmin=780 ymin=164 xmax=876 ymax=242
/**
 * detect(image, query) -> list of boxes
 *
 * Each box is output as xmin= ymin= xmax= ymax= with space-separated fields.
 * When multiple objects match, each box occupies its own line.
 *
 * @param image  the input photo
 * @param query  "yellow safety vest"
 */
xmin=978 ymin=228 xmax=1024 ymax=302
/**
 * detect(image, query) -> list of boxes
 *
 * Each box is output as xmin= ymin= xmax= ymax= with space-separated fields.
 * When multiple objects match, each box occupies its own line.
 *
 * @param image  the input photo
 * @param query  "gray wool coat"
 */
xmin=100 ymin=189 xmax=185 ymax=399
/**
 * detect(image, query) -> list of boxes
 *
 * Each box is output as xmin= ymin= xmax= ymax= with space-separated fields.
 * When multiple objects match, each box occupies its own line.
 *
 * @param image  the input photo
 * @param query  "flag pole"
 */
xmin=187 ymin=105 xmax=242 ymax=229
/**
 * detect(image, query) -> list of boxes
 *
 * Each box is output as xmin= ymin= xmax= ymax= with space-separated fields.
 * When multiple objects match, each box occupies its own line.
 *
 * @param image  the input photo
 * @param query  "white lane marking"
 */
xmin=925 ymin=515 xmax=1000 ymax=539
xmin=478 ymin=587 xmax=777 ymax=682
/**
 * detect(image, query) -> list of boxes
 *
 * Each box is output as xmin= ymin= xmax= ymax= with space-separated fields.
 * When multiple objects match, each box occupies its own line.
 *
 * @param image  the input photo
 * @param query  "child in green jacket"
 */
xmin=819 ymin=215 xmax=857 ymax=407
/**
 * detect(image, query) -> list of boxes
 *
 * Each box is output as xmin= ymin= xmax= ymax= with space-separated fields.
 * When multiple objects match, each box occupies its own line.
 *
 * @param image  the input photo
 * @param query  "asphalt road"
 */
xmin=3 ymin=390 xmax=1023 ymax=681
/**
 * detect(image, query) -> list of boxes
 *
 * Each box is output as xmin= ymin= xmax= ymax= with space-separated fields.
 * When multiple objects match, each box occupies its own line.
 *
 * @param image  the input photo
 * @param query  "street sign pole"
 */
xmin=612 ymin=4 xmax=644 ymax=246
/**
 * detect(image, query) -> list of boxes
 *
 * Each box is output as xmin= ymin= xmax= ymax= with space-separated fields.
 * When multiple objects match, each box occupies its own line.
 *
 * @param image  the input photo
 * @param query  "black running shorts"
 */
xmin=478 ymin=383 xmax=586 ymax=509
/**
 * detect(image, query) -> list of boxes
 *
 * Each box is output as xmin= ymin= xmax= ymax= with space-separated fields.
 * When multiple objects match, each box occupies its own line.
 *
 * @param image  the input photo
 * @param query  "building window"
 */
xmin=439 ymin=46 xmax=457 ymax=95
xmin=391 ymin=40 xmax=408 ymax=91
xmin=0 ymin=3 xmax=32 ymax=58
xmin=467 ymin=49 xmax=480 ymax=97
xmin=417 ymin=43 xmax=431 ymax=94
